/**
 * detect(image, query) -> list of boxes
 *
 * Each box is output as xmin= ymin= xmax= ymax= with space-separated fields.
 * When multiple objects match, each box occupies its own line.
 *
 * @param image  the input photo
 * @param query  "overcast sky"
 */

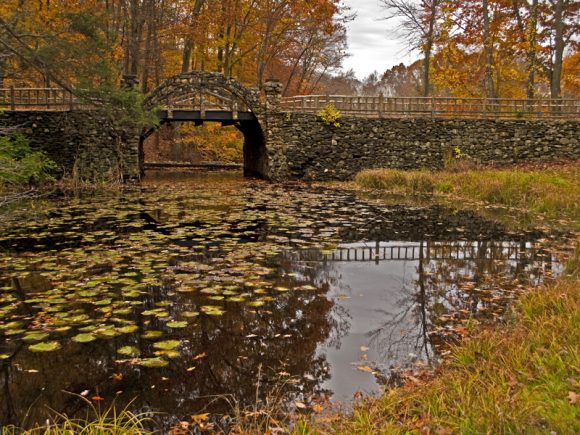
xmin=341 ymin=0 xmax=419 ymax=79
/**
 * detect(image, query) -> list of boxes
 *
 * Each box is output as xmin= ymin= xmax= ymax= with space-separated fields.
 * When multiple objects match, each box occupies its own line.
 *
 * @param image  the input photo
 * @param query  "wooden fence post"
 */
xmin=378 ymin=92 xmax=384 ymax=118
xmin=10 ymin=86 xmax=15 ymax=111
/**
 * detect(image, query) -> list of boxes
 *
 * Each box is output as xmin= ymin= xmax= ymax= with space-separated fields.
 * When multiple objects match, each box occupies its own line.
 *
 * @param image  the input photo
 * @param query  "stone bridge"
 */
xmin=0 ymin=71 xmax=579 ymax=181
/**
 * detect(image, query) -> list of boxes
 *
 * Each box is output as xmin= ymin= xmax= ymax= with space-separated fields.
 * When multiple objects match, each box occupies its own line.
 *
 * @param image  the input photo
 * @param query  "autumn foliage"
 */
xmin=0 ymin=0 xmax=350 ymax=97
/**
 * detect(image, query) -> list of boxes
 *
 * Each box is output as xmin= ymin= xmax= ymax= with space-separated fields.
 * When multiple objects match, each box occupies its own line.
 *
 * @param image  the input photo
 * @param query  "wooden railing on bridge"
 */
xmin=0 ymin=87 xmax=88 ymax=111
xmin=281 ymin=95 xmax=579 ymax=120
xmin=2 ymin=86 xmax=579 ymax=121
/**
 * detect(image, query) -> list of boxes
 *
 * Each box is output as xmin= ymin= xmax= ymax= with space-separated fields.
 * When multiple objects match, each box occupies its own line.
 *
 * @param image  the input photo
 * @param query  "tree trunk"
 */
xmin=141 ymin=1 xmax=155 ymax=93
xmin=551 ymin=0 xmax=564 ymax=99
xmin=423 ymin=1 xmax=439 ymax=97
xmin=181 ymin=39 xmax=193 ymax=73
xmin=483 ymin=0 xmax=495 ymax=98
xmin=526 ymin=0 xmax=538 ymax=99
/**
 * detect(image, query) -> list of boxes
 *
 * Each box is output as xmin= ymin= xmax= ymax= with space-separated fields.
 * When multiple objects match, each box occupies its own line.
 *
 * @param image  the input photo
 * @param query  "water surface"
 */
xmin=0 ymin=172 xmax=562 ymax=429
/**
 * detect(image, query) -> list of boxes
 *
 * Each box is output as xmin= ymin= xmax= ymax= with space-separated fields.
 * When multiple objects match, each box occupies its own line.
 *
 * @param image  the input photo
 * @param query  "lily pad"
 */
xmin=142 ymin=330 xmax=163 ymax=339
xmin=166 ymin=321 xmax=188 ymax=329
xmin=72 ymin=333 xmax=97 ymax=343
xmin=138 ymin=357 xmax=168 ymax=368
xmin=22 ymin=332 xmax=49 ymax=343
xmin=153 ymin=340 xmax=181 ymax=351
xmin=28 ymin=341 xmax=61 ymax=352
xmin=117 ymin=325 xmax=139 ymax=334
xmin=118 ymin=346 xmax=140 ymax=357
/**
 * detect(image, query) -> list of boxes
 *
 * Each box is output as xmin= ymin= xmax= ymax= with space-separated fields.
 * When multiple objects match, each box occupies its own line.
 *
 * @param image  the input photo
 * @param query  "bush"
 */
xmin=0 ymin=134 xmax=57 ymax=187
xmin=318 ymin=103 xmax=341 ymax=127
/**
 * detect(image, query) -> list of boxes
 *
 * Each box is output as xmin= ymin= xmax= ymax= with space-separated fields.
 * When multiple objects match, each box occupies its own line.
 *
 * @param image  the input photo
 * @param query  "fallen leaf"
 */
xmin=312 ymin=404 xmax=324 ymax=413
xmin=568 ymin=391 xmax=579 ymax=405
xmin=193 ymin=352 xmax=207 ymax=361
xmin=91 ymin=395 xmax=104 ymax=401
xmin=191 ymin=413 xmax=209 ymax=423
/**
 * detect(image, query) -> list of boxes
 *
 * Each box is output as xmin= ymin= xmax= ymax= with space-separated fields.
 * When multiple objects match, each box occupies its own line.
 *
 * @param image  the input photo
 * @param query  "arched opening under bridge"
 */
xmin=141 ymin=71 xmax=268 ymax=178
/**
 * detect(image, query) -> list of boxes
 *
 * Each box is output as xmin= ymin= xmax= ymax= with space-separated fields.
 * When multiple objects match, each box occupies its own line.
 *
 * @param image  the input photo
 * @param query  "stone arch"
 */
xmin=142 ymin=71 xmax=269 ymax=178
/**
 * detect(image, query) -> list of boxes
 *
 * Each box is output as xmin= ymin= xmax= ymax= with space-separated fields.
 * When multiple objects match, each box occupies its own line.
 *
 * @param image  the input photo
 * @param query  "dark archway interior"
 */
xmin=139 ymin=118 xmax=267 ymax=179
xmin=237 ymin=120 xmax=267 ymax=178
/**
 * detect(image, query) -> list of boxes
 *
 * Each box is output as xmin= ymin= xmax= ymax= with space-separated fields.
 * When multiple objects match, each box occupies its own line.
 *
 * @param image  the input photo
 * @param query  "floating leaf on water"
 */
xmin=23 ymin=332 xmax=49 ymax=343
xmin=226 ymin=296 xmax=245 ymax=302
xmin=300 ymin=285 xmax=317 ymax=291
xmin=28 ymin=341 xmax=61 ymax=352
xmin=142 ymin=309 xmax=169 ymax=318
xmin=118 ymin=346 xmax=140 ymax=357
xmin=0 ymin=354 xmax=10 ymax=360
xmin=72 ymin=333 xmax=97 ymax=343
xmin=113 ymin=308 xmax=133 ymax=315
xmin=248 ymin=301 xmax=265 ymax=308
xmin=117 ymin=325 xmax=139 ymax=334
xmin=153 ymin=340 xmax=181 ymax=351
xmin=208 ymin=296 xmax=224 ymax=301
xmin=154 ymin=349 xmax=180 ymax=359
xmin=182 ymin=311 xmax=199 ymax=318
xmin=201 ymin=306 xmax=225 ymax=316
xmin=5 ymin=328 xmax=25 ymax=336
xmin=142 ymin=330 xmax=163 ymax=339
xmin=138 ymin=357 xmax=168 ymax=368
xmin=166 ymin=321 xmax=188 ymax=329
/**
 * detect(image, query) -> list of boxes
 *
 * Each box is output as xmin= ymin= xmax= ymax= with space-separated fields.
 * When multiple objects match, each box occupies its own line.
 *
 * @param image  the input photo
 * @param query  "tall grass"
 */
xmin=355 ymin=165 xmax=580 ymax=223
xmin=3 ymin=395 xmax=152 ymax=435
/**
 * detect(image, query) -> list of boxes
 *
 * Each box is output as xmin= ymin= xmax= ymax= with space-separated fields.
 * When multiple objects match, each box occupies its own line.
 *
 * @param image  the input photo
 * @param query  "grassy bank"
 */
xmin=309 ymin=276 xmax=579 ymax=433
xmin=355 ymin=165 xmax=580 ymax=225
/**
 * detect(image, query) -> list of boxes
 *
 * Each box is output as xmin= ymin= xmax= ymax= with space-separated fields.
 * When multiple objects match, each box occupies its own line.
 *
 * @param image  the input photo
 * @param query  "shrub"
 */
xmin=0 ymin=134 xmax=57 ymax=187
xmin=318 ymin=103 xmax=341 ymax=127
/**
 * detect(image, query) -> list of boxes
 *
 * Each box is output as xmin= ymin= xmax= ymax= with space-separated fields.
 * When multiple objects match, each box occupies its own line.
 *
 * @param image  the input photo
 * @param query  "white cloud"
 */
xmin=341 ymin=0 xmax=419 ymax=79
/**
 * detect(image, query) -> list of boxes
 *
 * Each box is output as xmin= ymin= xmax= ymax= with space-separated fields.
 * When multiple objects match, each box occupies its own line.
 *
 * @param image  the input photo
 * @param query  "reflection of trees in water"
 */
xmin=366 ymin=241 xmax=553 ymax=369
xmin=0 ymin=257 xmax=339 ymax=429
xmin=275 ymin=249 xmax=352 ymax=350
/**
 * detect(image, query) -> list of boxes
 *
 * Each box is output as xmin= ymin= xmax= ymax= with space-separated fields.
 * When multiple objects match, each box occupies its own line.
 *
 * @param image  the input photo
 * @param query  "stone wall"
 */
xmin=0 ymin=111 xmax=140 ymax=181
xmin=269 ymin=113 xmax=580 ymax=180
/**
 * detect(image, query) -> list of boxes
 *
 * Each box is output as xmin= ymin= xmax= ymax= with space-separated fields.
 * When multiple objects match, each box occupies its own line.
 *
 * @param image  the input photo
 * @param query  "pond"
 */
xmin=0 ymin=172 xmax=566 ymax=430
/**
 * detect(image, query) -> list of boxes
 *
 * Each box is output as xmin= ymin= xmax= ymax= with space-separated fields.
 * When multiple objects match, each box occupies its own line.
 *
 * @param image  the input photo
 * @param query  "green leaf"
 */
xmin=138 ymin=357 xmax=168 ymax=368
xmin=118 ymin=346 xmax=140 ymax=357
xmin=153 ymin=340 xmax=181 ymax=351
xmin=28 ymin=341 xmax=61 ymax=352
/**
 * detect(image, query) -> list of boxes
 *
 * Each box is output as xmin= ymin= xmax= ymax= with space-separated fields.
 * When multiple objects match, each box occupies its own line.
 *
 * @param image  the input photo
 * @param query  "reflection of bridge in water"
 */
xmin=323 ymin=241 xmax=544 ymax=264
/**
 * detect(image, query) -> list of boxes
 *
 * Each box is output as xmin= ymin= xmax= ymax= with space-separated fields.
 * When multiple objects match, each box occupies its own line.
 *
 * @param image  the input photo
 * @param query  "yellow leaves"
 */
xmin=191 ymin=413 xmax=210 ymax=423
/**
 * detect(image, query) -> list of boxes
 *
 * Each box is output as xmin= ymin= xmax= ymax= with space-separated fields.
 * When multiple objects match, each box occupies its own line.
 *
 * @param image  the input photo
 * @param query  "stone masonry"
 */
xmin=0 ymin=111 xmax=140 ymax=181
xmin=267 ymin=113 xmax=580 ymax=181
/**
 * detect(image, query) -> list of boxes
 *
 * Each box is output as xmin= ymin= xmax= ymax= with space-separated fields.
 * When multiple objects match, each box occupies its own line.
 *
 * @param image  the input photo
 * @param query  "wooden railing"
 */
xmin=0 ymin=87 xmax=89 ymax=111
xmin=281 ymin=95 xmax=580 ymax=120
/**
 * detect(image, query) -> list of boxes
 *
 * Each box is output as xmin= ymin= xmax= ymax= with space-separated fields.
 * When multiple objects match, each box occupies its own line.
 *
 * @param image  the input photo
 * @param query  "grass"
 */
xmin=304 ymin=247 xmax=580 ymax=434
xmin=2 ymin=395 xmax=152 ymax=434
xmin=355 ymin=165 xmax=580 ymax=225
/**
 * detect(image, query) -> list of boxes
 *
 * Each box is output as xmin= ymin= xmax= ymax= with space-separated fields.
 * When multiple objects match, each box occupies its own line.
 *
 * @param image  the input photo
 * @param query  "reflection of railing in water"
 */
xmin=323 ymin=241 xmax=542 ymax=263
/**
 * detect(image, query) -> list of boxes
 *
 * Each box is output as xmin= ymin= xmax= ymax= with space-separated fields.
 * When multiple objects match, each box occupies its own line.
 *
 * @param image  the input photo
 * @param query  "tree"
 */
xmin=380 ymin=0 xmax=443 ymax=96
xmin=545 ymin=0 xmax=579 ymax=98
